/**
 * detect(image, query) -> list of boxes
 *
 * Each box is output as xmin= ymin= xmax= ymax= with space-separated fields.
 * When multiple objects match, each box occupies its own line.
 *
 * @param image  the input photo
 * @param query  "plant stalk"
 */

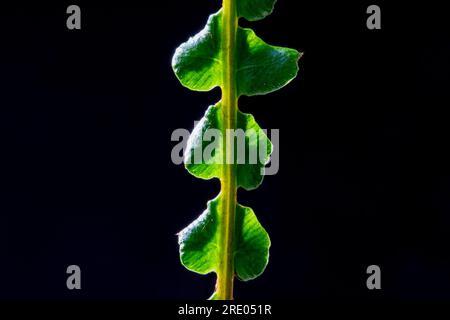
xmin=216 ymin=0 xmax=237 ymax=300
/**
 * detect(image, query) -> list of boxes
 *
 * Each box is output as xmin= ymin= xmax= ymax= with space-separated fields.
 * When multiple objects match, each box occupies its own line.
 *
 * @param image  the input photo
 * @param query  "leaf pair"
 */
xmin=178 ymin=193 xmax=270 ymax=281
xmin=172 ymin=10 xmax=301 ymax=96
xmin=184 ymin=103 xmax=272 ymax=191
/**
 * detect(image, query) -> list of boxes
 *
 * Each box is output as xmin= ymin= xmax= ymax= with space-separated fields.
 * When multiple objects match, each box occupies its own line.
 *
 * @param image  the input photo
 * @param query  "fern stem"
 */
xmin=216 ymin=0 xmax=238 ymax=300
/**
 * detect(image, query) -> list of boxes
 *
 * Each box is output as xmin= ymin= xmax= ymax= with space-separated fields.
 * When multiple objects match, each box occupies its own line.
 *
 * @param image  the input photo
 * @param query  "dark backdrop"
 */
xmin=1 ymin=1 xmax=449 ymax=300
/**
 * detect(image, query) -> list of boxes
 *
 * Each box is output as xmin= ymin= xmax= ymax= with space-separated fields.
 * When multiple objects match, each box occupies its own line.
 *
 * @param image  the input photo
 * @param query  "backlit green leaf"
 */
xmin=234 ymin=203 xmax=271 ymax=280
xmin=184 ymin=103 xmax=272 ymax=190
xmin=237 ymin=0 xmax=276 ymax=21
xmin=236 ymin=27 xmax=301 ymax=96
xmin=178 ymin=194 xmax=270 ymax=281
xmin=172 ymin=12 xmax=222 ymax=91
xmin=172 ymin=10 xmax=301 ymax=96
xmin=178 ymin=196 xmax=220 ymax=275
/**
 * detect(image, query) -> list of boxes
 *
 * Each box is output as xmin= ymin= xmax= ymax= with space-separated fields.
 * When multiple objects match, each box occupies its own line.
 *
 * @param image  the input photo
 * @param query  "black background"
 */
xmin=1 ymin=1 xmax=449 ymax=300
